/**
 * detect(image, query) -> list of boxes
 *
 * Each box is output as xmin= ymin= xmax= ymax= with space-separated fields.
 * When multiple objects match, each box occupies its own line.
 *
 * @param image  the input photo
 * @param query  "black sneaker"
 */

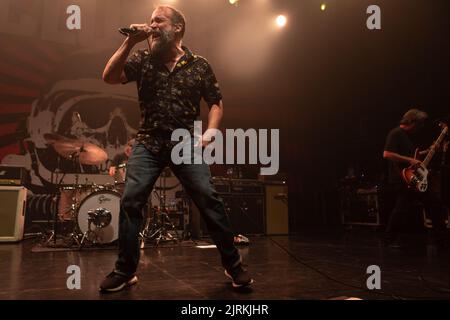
xmin=225 ymin=264 xmax=254 ymax=288
xmin=99 ymin=271 xmax=138 ymax=293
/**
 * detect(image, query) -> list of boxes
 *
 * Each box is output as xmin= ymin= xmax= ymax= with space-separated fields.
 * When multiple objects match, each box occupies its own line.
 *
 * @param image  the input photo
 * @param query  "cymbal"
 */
xmin=44 ymin=133 xmax=108 ymax=165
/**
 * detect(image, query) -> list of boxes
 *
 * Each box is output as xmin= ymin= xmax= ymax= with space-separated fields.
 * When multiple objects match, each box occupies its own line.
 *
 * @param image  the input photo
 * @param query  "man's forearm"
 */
xmin=206 ymin=101 xmax=223 ymax=130
xmin=201 ymin=102 xmax=223 ymax=145
xmin=383 ymin=151 xmax=415 ymax=163
xmin=102 ymin=38 xmax=134 ymax=84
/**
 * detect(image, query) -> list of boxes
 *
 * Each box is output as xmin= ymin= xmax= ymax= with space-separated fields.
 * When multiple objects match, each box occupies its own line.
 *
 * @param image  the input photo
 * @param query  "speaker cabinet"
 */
xmin=190 ymin=194 xmax=265 ymax=238
xmin=189 ymin=179 xmax=266 ymax=237
xmin=340 ymin=187 xmax=380 ymax=226
xmin=0 ymin=186 xmax=27 ymax=242
xmin=265 ymin=183 xmax=289 ymax=235
xmin=222 ymin=194 xmax=266 ymax=235
xmin=189 ymin=179 xmax=290 ymax=237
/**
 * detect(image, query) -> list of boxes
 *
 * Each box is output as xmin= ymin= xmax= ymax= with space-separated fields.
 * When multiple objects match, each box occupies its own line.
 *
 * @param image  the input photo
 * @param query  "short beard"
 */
xmin=151 ymin=29 xmax=175 ymax=58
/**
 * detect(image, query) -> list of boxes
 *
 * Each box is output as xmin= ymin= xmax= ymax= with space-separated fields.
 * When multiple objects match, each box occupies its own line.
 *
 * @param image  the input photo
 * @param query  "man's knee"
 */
xmin=186 ymin=178 xmax=214 ymax=197
xmin=121 ymin=193 xmax=144 ymax=214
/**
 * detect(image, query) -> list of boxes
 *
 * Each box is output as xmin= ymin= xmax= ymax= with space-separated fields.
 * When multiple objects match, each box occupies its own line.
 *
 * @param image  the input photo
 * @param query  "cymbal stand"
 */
xmin=44 ymin=157 xmax=65 ymax=245
xmin=44 ymin=155 xmax=82 ymax=248
xmin=43 ymin=193 xmax=81 ymax=247
xmin=140 ymin=175 xmax=180 ymax=247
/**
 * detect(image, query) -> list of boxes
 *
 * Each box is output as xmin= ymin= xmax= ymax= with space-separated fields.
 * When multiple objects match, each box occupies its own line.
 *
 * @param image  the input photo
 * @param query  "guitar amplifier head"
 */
xmin=212 ymin=177 xmax=264 ymax=194
xmin=341 ymin=188 xmax=380 ymax=226
xmin=0 ymin=166 xmax=28 ymax=186
xmin=0 ymin=186 xmax=27 ymax=242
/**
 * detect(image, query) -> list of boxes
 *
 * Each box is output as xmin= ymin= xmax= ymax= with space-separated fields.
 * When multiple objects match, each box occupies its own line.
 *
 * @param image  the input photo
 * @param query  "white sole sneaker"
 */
xmin=224 ymin=270 xmax=254 ymax=288
xmin=99 ymin=275 xmax=138 ymax=292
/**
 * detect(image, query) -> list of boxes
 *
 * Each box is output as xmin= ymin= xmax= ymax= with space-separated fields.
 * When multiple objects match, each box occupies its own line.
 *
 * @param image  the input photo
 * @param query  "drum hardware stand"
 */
xmin=178 ymin=193 xmax=198 ymax=244
xmin=140 ymin=174 xmax=180 ymax=247
xmin=43 ymin=165 xmax=69 ymax=246
xmin=145 ymin=205 xmax=180 ymax=247
xmin=43 ymin=204 xmax=81 ymax=248
xmin=43 ymin=155 xmax=85 ymax=248
xmin=42 ymin=188 xmax=75 ymax=247
xmin=79 ymin=208 xmax=112 ymax=249
xmin=43 ymin=217 xmax=81 ymax=248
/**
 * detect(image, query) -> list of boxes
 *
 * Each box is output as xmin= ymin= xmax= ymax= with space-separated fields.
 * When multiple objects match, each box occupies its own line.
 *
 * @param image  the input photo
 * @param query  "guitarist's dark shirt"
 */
xmin=384 ymin=127 xmax=415 ymax=184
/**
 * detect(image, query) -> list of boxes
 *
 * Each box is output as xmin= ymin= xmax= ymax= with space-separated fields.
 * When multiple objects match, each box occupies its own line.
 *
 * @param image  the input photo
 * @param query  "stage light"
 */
xmin=229 ymin=0 xmax=238 ymax=5
xmin=275 ymin=15 xmax=287 ymax=28
xmin=321 ymin=3 xmax=327 ymax=11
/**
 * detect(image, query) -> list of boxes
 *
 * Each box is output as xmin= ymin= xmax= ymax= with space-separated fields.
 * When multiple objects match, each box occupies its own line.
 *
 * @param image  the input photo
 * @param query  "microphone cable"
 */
xmin=231 ymin=190 xmax=446 ymax=299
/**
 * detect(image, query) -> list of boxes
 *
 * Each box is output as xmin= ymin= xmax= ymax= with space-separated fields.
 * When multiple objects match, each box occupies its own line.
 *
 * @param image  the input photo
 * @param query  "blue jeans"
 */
xmin=115 ymin=142 xmax=240 ymax=275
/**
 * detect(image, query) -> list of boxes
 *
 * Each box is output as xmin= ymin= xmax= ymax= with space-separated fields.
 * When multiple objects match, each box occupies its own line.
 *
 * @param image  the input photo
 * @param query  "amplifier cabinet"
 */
xmin=265 ymin=183 xmax=289 ymax=235
xmin=0 ymin=186 xmax=27 ymax=242
xmin=191 ymin=179 xmax=266 ymax=237
xmin=340 ymin=187 xmax=381 ymax=226
xmin=221 ymin=194 xmax=266 ymax=235
xmin=216 ymin=179 xmax=265 ymax=235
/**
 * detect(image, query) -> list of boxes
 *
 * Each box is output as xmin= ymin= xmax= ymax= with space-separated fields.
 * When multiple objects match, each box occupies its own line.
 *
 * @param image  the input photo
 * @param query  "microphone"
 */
xmin=118 ymin=27 xmax=140 ymax=36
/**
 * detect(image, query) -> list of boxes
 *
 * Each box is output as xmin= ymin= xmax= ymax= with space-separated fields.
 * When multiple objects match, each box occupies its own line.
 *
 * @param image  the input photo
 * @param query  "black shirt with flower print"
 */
xmin=123 ymin=46 xmax=222 ymax=154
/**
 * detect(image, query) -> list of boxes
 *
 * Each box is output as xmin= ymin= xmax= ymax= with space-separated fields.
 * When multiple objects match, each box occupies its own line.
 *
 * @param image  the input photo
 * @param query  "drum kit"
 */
xmin=42 ymin=133 xmax=186 ymax=249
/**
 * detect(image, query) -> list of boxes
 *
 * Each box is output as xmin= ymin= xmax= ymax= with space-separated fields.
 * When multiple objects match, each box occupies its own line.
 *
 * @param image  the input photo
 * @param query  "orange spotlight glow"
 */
xmin=275 ymin=15 xmax=287 ymax=28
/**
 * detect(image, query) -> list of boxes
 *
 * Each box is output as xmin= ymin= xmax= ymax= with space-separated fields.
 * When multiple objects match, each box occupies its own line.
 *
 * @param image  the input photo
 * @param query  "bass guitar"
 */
xmin=402 ymin=122 xmax=448 ymax=192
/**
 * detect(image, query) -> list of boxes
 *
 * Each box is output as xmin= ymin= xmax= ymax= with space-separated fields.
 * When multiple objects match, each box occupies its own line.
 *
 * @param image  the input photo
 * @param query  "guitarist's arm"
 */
xmin=417 ymin=149 xmax=430 ymax=157
xmin=417 ymin=142 xmax=443 ymax=158
xmin=383 ymin=151 xmax=421 ymax=165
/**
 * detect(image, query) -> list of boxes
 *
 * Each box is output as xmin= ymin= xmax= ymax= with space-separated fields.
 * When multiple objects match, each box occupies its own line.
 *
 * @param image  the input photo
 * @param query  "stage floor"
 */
xmin=0 ymin=230 xmax=449 ymax=300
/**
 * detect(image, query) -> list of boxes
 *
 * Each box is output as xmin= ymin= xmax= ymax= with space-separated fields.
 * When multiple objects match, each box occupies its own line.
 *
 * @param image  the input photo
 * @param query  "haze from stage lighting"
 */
xmin=217 ymin=1 xmax=282 ymax=79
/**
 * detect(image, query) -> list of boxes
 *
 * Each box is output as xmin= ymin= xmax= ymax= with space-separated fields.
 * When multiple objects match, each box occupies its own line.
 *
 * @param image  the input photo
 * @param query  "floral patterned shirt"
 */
xmin=123 ymin=46 xmax=222 ymax=154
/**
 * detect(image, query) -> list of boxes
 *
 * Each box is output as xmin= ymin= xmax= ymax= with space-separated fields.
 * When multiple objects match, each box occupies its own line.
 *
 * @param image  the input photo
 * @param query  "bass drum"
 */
xmin=77 ymin=190 xmax=121 ymax=244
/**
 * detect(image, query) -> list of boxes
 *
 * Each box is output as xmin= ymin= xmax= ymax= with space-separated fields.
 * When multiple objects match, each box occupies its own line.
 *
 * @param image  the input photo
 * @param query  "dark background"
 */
xmin=280 ymin=0 xmax=450 ymax=228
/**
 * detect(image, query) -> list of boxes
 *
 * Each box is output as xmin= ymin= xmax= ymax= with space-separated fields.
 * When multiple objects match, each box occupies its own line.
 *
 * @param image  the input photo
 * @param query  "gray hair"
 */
xmin=400 ymin=108 xmax=428 ymax=125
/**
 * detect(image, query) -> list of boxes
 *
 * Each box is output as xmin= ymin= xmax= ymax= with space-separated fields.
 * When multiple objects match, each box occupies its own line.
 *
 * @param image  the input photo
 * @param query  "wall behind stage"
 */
xmin=1 ymin=0 xmax=450 ymax=229
xmin=0 ymin=0 xmax=289 ymax=191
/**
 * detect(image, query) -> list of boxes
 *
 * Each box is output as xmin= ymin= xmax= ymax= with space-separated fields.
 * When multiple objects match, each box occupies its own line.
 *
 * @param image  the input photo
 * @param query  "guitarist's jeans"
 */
xmin=385 ymin=183 xmax=447 ymax=242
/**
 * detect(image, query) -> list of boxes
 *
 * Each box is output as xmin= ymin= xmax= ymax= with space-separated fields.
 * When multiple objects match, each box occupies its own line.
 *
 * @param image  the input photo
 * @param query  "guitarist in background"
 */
xmin=383 ymin=109 xmax=448 ymax=247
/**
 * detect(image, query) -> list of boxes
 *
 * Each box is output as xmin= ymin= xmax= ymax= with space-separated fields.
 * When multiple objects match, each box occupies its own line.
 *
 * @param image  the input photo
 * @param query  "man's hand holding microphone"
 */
xmin=119 ymin=24 xmax=152 ymax=45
